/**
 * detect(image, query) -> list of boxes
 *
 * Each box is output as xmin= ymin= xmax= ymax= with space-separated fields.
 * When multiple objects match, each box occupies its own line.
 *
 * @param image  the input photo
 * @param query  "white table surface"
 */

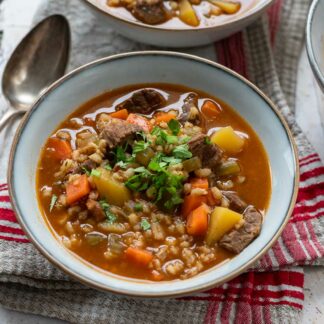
xmin=0 ymin=0 xmax=323 ymax=323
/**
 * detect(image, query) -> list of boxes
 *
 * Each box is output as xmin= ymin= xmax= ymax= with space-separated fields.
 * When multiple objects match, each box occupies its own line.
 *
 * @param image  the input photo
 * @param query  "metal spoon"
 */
xmin=0 ymin=15 xmax=70 ymax=132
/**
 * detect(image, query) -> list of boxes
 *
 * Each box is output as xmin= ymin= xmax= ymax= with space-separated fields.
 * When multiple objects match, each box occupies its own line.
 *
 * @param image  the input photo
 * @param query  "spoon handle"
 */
xmin=0 ymin=107 xmax=24 ymax=132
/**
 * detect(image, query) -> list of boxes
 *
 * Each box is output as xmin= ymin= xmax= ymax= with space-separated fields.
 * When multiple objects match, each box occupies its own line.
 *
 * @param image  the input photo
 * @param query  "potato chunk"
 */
xmin=209 ymin=0 xmax=241 ymax=14
xmin=206 ymin=206 xmax=243 ymax=245
xmin=92 ymin=168 xmax=131 ymax=206
xmin=179 ymin=0 xmax=199 ymax=27
xmin=211 ymin=126 xmax=244 ymax=154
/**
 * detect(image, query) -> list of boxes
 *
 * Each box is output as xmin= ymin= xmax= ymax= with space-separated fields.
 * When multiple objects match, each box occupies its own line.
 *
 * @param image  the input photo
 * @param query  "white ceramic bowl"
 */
xmin=306 ymin=0 xmax=324 ymax=91
xmin=9 ymin=52 xmax=298 ymax=297
xmin=82 ymin=0 xmax=273 ymax=47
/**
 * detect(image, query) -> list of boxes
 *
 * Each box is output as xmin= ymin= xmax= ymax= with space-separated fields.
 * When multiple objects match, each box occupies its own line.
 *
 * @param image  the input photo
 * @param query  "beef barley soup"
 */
xmin=95 ymin=0 xmax=256 ymax=28
xmin=37 ymin=84 xmax=271 ymax=281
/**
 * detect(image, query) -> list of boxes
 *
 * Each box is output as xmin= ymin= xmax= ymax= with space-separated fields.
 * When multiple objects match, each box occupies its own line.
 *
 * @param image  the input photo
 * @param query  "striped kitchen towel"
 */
xmin=0 ymin=0 xmax=323 ymax=323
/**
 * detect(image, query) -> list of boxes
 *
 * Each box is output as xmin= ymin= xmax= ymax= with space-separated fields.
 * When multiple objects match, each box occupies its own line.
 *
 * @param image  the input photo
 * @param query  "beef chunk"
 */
xmin=188 ymin=134 xmax=223 ymax=171
xmin=86 ymin=199 xmax=106 ymax=222
xmin=222 ymin=191 xmax=247 ymax=213
xmin=117 ymin=89 xmax=166 ymax=115
xmin=219 ymin=206 xmax=263 ymax=254
xmin=178 ymin=93 xmax=200 ymax=124
xmin=133 ymin=0 xmax=168 ymax=25
xmin=98 ymin=118 xmax=143 ymax=150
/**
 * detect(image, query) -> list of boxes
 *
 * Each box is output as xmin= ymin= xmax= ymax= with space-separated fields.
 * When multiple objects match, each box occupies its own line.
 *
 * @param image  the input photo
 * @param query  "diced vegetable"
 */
xmin=187 ymin=204 xmax=209 ymax=236
xmin=217 ymin=160 xmax=241 ymax=176
xmin=110 ymin=109 xmax=129 ymax=120
xmin=211 ymin=126 xmax=245 ymax=154
xmin=208 ymin=0 xmax=241 ymax=14
xmin=125 ymin=247 xmax=153 ymax=267
xmin=182 ymin=157 xmax=202 ymax=173
xmin=201 ymin=100 xmax=221 ymax=118
xmin=127 ymin=113 xmax=152 ymax=132
xmin=182 ymin=194 xmax=207 ymax=217
xmin=48 ymin=137 xmax=72 ymax=160
xmin=155 ymin=112 xmax=177 ymax=124
xmin=179 ymin=0 xmax=199 ymax=27
xmin=190 ymin=178 xmax=209 ymax=190
xmin=66 ymin=174 xmax=90 ymax=205
xmin=135 ymin=147 xmax=155 ymax=166
xmin=206 ymin=206 xmax=243 ymax=245
xmin=92 ymin=168 xmax=131 ymax=207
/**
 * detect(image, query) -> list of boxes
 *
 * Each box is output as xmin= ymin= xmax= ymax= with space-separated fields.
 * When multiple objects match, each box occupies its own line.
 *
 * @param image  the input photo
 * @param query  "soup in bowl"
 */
xmin=37 ymin=84 xmax=271 ymax=281
xmin=83 ymin=0 xmax=274 ymax=47
xmin=9 ymin=52 xmax=298 ymax=296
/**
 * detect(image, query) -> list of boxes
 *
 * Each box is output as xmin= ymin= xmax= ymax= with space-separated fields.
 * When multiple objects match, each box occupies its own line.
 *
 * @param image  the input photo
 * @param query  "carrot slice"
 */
xmin=110 ymin=109 xmax=129 ymax=120
xmin=154 ymin=112 xmax=176 ymax=124
xmin=126 ymin=113 xmax=152 ymax=132
xmin=187 ymin=204 xmax=209 ymax=236
xmin=66 ymin=174 xmax=90 ymax=205
xmin=190 ymin=178 xmax=209 ymax=190
xmin=182 ymin=194 xmax=207 ymax=217
xmin=125 ymin=247 xmax=153 ymax=267
xmin=48 ymin=137 xmax=72 ymax=160
xmin=201 ymin=100 xmax=221 ymax=118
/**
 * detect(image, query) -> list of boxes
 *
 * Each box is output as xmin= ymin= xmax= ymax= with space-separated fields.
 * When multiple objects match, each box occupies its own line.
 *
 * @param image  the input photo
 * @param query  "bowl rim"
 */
xmin=8 ymin=51 xmax=299 ymax=297
xmin=82 ymin=0 xmax=274 ymax=32
xmin=306 ymin=0 xmax=324 ymax=89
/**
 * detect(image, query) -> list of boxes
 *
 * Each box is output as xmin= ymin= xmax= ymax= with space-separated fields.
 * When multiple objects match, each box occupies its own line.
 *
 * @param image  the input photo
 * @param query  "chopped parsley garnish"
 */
xmin=140 ymin=219 xmax=151 ymax=231
xmin=120 ymin=120 xmax=194 ymax=210
xmin=204 ymin=137 xmax=212 ymax=145
xmin=179 ymin=136 xmax=191 ymax=144
xmin=172 ymin=144 xmax=192 ymax=159
xmin=164 ymin=134 xmax=178 ymax=144
xmin=161 ymin=156 xmax=182 ymax=165
xmin=116 ymin=146 xmax=127 ymax=162
xmin=151 ymin=126 xmax=161 ymax=136
xmin=151 ymin=126 xmax=178 ymax=145
xmin=49 ymin=194 xmax=57 ymax=212
xmin=133 ymin=131 xmax=151 ymax=154
xmin=99 ymin=200 xmax=117 ymax=224
xmin=133 ymin=140 xmax=150 ymax=154
xmin=125 ymin=150 xmax=185 ymax=210
xmin=90 ymin=169 xmax=101 ymax=177
xmin=134 ymin=203 xmax=143 ymax=212
xmin=104 ymin=164 xmax=112 ymax=170
xmin=114 ymin=145 xmax=135 ymax=169
xmin=168 ymin=119 xmax=180 ymax=135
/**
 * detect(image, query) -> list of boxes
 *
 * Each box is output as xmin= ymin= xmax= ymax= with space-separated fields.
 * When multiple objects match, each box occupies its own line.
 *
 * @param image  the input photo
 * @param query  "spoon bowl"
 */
xmin=0 ymin=15 xmax=70 ymax=130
